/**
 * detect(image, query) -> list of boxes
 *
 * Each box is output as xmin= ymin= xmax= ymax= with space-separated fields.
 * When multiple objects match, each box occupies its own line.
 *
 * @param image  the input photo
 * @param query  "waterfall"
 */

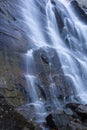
xmin=21 ymin=0 xmax=87 ymax=123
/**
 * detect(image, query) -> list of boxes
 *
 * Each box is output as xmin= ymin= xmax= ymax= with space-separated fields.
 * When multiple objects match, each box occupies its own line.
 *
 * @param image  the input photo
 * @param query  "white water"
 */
xmin=21 ymin=0 xmax=87 ymax=123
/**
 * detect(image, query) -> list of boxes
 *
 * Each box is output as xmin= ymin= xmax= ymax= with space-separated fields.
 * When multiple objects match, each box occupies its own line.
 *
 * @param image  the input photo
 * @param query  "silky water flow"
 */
xmin=21 ymin=0 xmax=87 ymax=124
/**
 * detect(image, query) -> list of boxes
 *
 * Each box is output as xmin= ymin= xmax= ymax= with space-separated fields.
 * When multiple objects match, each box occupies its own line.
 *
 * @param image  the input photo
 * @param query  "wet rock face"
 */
xmin=33 ymin=47 xmax=75 ymax=103
xmin=70 ymin=0 xmax=87 ymax=24
xmin=0 ymin=0 xmax=29 ymax=52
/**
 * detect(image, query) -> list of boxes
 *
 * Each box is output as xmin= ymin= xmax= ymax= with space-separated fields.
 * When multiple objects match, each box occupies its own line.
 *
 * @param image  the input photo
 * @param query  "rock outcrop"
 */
xmin=0 ymin=0 xmax=87 ymax=130
xmin=45 ymin=103 xmax=87 ymax=130
xmin=33 ymin=47 xmax=75 ymax=103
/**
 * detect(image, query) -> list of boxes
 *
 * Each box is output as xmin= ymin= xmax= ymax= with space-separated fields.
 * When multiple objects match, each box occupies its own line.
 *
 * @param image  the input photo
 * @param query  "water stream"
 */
xmin=21 ymin=0 xmax=87 ymax=124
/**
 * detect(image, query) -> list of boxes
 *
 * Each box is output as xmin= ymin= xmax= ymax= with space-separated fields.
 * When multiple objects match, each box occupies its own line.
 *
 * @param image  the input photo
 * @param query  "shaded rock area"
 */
xmin=45 ymin=103 xmax=87 ymax=130
xmin=0 ymin=94 xmax=42 ymax=130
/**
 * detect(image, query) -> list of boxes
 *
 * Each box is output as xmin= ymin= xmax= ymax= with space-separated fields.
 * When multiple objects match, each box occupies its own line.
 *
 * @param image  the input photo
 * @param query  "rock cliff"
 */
xmin=0 ymin=0 xmax=87 ymax=130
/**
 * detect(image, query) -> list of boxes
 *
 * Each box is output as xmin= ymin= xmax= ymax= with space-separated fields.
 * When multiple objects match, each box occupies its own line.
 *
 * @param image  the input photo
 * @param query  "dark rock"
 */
xmin=51 ymin=0 xmax=56 ymax=5
xmin=16 ymin=104 xmax=38 ymax=122
xmin=65 ymin=102 xmax=87 ymax=127
xmin=0 ymin=94 xmax=41 ymax=130
xmin=45 ymin=114 xmax=58 ymax=130
xmin=53 ymin=113 xmax=70 ymax=129
xmin=70 ymin=0 xmax=87 ymax=24
xmin=83 ymin=119 xmax=87 ymax=126
xmin=66 ymin=102 xmax=80 ymax=111
xmin=75 ymin=105 xmax=87 ymax=121
xmin=48 ymin=103 xmax=87 ymax=130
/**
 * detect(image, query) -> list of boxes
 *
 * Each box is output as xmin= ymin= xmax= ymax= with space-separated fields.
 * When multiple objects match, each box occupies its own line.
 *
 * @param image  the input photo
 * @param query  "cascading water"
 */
xmin=25 ymin=49 xmax=47 ymax=123
xmin=21 ymin=0 xmax=87 ymax=124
